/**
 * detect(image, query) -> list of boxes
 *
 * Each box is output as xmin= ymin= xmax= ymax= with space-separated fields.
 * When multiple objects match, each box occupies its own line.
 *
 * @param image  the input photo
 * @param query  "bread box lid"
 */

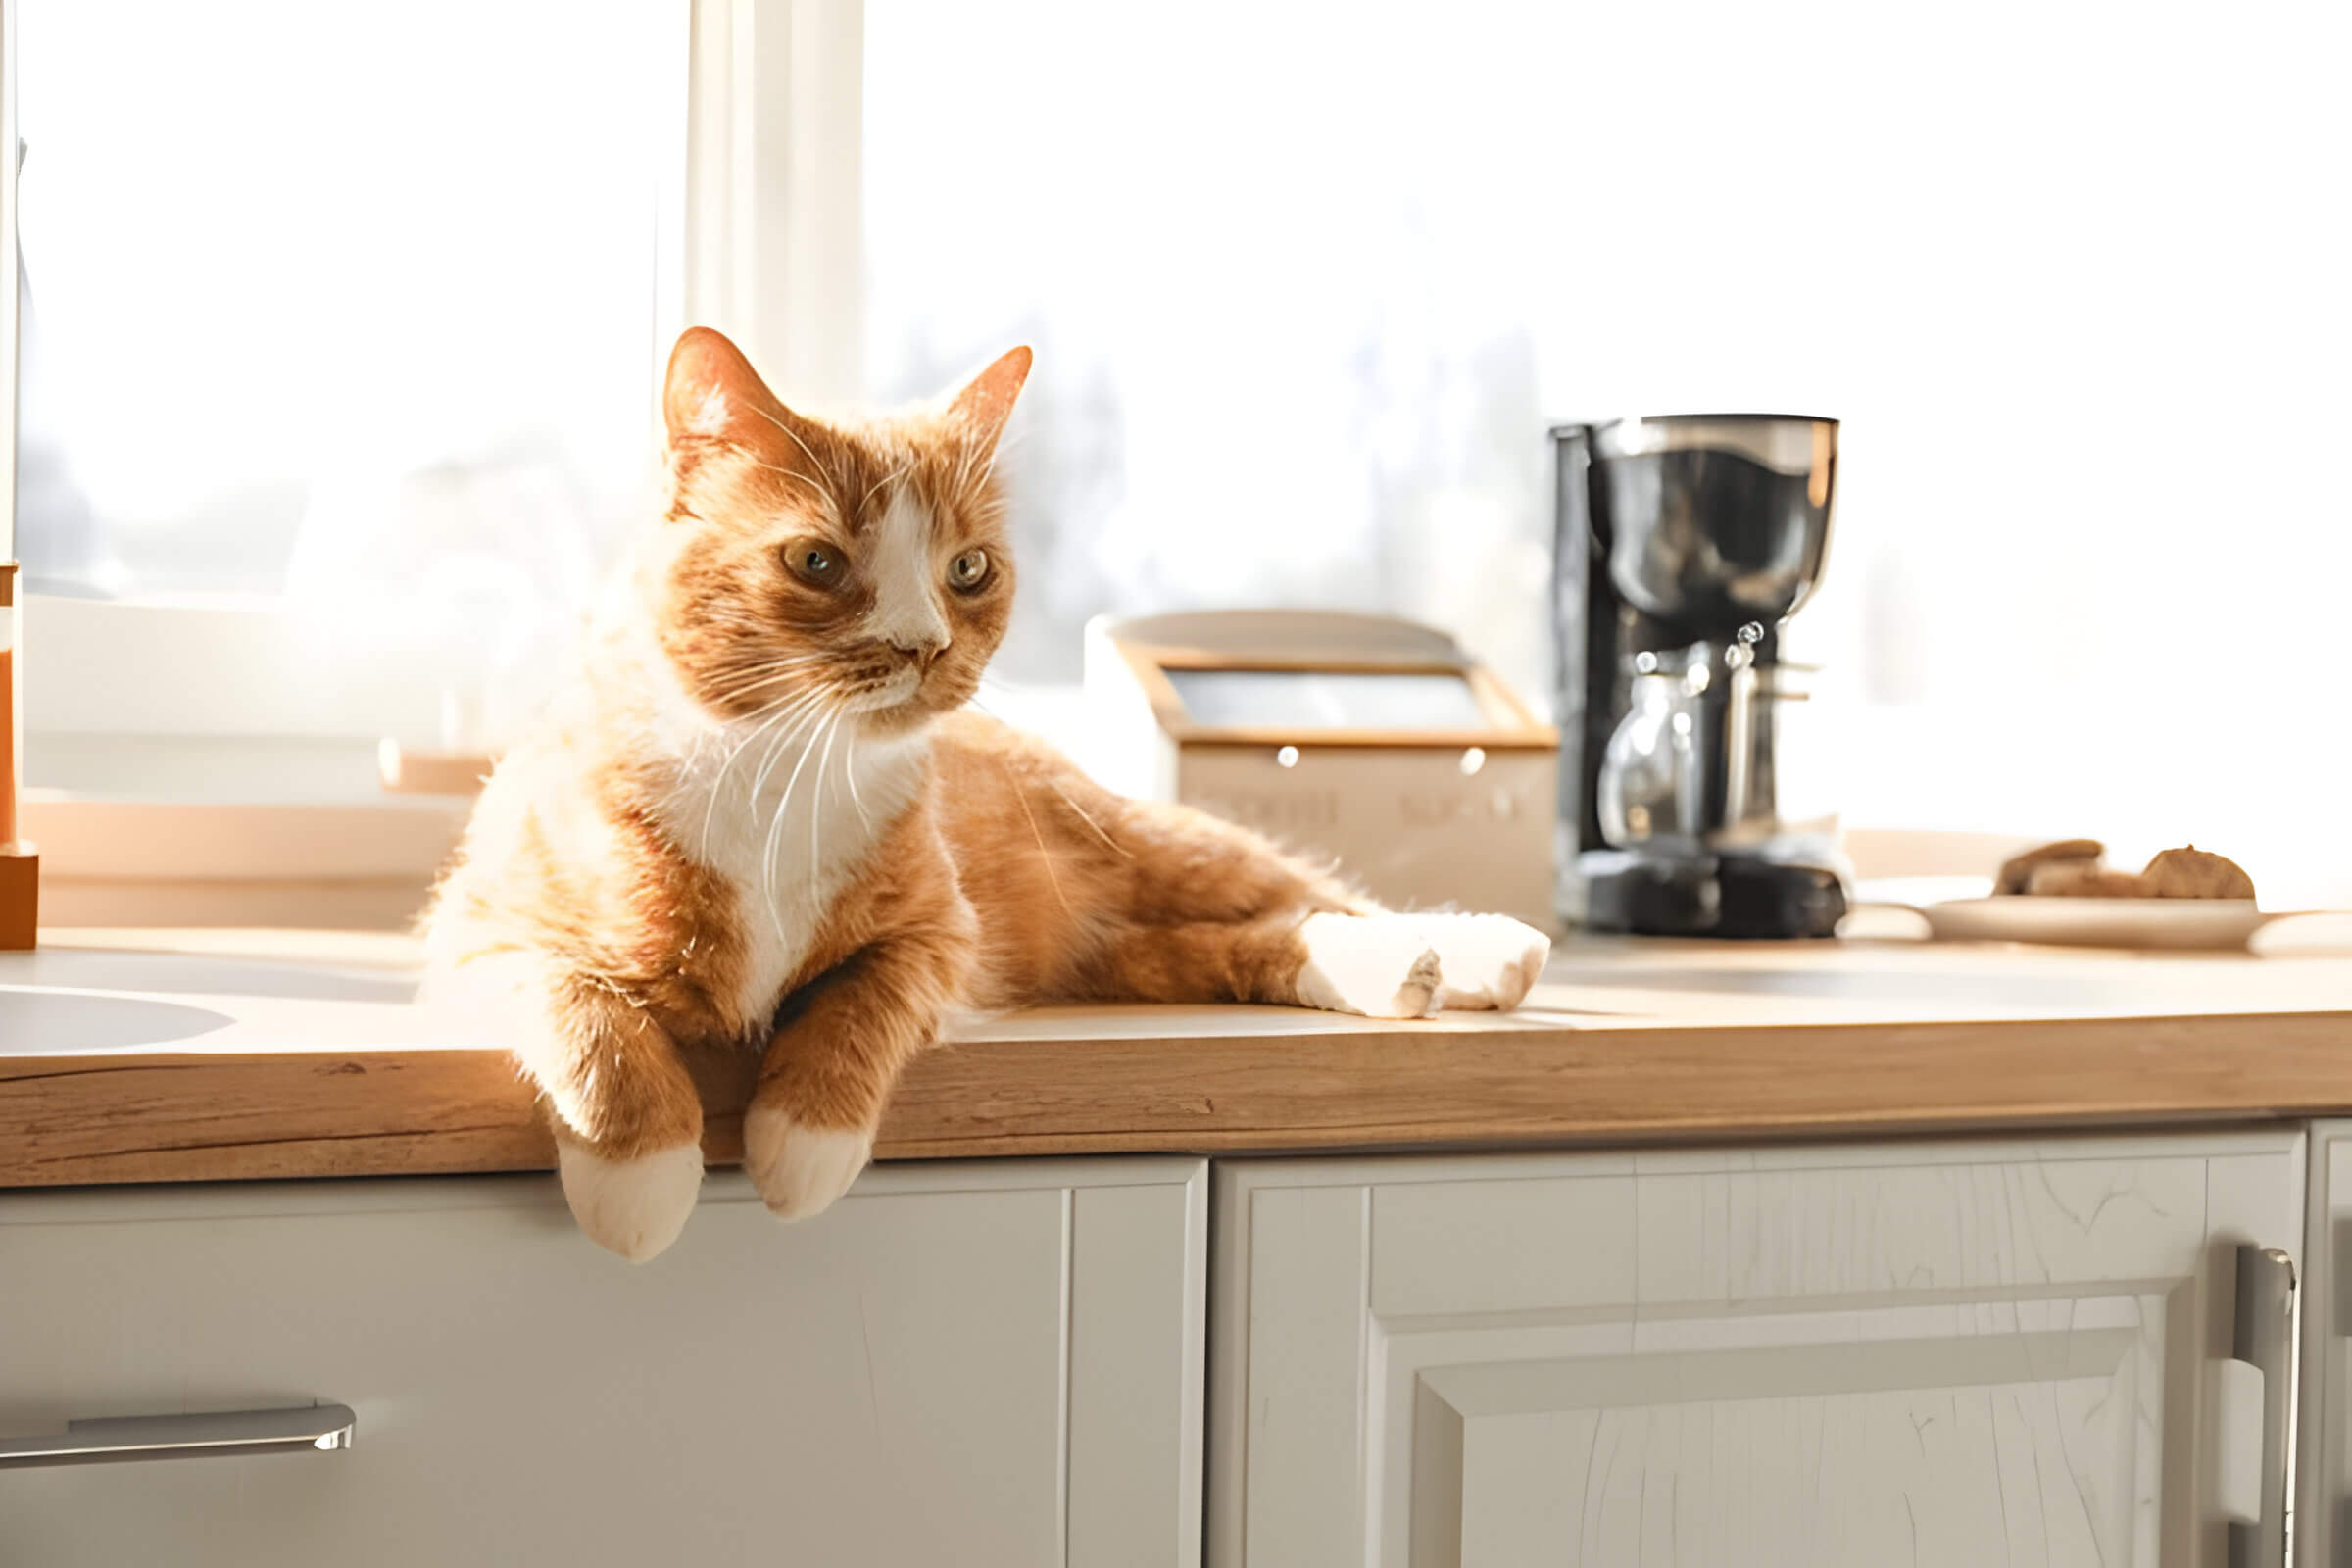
xmin=1094 ymin=609 xmax=1556 ymax=751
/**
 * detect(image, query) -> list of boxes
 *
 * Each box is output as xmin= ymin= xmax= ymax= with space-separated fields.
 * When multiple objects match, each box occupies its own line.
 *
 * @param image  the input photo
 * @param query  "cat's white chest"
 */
xmin=657 ymin=713 xmax=928 ymax=1036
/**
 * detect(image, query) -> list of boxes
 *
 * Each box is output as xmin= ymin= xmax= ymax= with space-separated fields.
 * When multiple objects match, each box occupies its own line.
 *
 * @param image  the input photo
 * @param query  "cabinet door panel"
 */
xmin=1419 ymin=1317 xmax=2151 ymax=1567
xmin=2296 ymin=1122 xmax=2352 ymax=1568
xmin=1212 ymin=1133 xmax=2303 ymax=1568
xmin=0 ymin=1159 xmax=1205 ymax=1568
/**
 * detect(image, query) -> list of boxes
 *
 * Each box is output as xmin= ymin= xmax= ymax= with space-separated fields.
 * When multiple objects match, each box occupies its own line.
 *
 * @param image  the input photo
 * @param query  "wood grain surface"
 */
xmin=4 ymin=930 xmax=2350 ymax=1188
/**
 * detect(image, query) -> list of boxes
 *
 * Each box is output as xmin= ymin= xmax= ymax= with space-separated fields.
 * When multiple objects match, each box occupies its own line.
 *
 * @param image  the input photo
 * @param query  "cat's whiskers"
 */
xmin=970 ymin=427 xmax=1023 ymax=492
xmin=751 ymin=702 xmax=833 ymax=939
xmin=704 ymin=652 xmax=832 ymax=692
xmin=736 ymin=696 xmax=831 ymax=841
xmin=966 ymin=693 xmax=1132 ymax=858
xmin=945 ymin=425 xmax=1021 ymax=507
xmin=744 ymin=686 xmax=833 ymax=810
xmin=738 ymin=456 xmax=827 ymax=492
xmin=744 ymin=404 xmax=832 ymax=481
xmin=739 ymin=403 xmax=853 ymax=530
xmin=711 ymin=687 xmax=806 ymax=759
xmin=1040 ymin=776 xmax=1131 ymax=858
xmin=717 ymin=652 xmax=831 ymax=675
xmin=842 ymin=730 xmax=874 ymax=833
xmin=701 ymin=662 xmax=828 ymax=716
xmin=996 ymin=753 xmax=1073 ymax=919
xmin=698 ymin=689 xmax=830 ymax=859
xmin=857 ymin=460 xmax=913 ymax=521
xmin=688 ymin=655 xmax=834 ymax=733
xmin=949 ymin=437 xmax=982 ymax=501
xmin=760 ymin=700 xmax=847 ymax=942
xmin=809 ymin=706 xmax=848 ymax=867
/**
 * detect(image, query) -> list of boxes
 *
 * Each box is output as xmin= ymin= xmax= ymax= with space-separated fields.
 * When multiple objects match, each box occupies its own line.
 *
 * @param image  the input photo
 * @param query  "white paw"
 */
xmin=1294 ymin=912 xmax=1443 ymax=1019
xmin=1417 ymin=913 xmax=1552 ymax=1010
xmin=744 ymin=1104 xmax=874 ymax=1221
xmin=557 ymin=1139 xmax=704 ymax=1262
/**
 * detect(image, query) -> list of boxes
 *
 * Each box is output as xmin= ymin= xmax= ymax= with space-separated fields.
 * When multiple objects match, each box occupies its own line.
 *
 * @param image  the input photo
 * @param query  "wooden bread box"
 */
xmin=1079 ymin=609 xmax=1558 ymax=929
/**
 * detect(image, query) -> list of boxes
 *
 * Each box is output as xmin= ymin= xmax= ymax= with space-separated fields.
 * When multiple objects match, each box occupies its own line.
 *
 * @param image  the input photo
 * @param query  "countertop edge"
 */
xmin=8 ymin=1008 xmax=2352 ymax=1190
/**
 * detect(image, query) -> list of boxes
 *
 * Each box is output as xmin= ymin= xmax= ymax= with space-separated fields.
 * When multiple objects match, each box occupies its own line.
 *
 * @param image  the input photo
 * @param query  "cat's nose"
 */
xmin=889 ymin=634 xmax=948 ymax=669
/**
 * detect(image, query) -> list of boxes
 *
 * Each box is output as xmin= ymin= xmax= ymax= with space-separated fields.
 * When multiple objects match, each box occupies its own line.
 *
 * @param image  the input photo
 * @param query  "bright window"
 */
xmin=13 ymin=0 xmax=2350 ymax=911
xmin=15 ymin=0 xmax=676 ymax=742
xmin=864 ymin=0 xmax=2352 ymax=904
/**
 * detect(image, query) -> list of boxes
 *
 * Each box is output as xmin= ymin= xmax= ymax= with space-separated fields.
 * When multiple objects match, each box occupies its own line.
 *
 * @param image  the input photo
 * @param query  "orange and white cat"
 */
xmin=423 ymin=327 xmax=1550 ymax=1261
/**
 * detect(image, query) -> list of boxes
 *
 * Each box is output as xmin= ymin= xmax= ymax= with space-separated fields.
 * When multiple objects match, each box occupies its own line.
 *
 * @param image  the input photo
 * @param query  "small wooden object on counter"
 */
xmin=376 ymin=738 xmax=494 ymax=797
xmin=0 ymin=849 xmax=31 ymax=952
xmin=1082 ymin=609 xmax=1559 ymax=928
xmin=0 ymin=563 xmax=36 ymax=951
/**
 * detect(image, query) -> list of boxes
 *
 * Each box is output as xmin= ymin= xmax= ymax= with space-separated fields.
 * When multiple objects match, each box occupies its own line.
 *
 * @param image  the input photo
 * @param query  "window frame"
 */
xmin=2 ymin=0 xmax=21 ymax=566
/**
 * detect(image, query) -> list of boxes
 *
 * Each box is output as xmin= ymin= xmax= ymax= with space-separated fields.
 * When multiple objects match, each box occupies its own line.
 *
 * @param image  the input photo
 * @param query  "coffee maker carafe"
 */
xmin=1552 ymin=416 xmax=1847 ymax=938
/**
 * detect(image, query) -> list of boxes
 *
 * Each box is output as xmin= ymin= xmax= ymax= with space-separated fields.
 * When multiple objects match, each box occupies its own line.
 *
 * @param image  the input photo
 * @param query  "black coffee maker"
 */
xmin=1552 ymin=416 xmax=1848 ymax=938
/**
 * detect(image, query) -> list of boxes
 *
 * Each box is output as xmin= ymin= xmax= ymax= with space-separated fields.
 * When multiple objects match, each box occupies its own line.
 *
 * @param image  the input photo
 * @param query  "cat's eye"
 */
xmin=948 ymin=549 xmax=991 ymax=592
xmin=785 ymin=541 xmax=845 ymax=589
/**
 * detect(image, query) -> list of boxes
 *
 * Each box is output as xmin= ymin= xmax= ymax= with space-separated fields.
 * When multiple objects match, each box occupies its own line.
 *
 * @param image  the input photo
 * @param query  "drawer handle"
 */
xmin=0 ymin=1403 xmax=356 ymax=1470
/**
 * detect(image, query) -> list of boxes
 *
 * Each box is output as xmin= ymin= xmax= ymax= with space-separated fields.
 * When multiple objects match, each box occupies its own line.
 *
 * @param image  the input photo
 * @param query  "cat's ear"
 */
xmin=943 ymin=346 xmax=1033 ymax=453
xmin=663 ymin=326 xmax=810 ymax=451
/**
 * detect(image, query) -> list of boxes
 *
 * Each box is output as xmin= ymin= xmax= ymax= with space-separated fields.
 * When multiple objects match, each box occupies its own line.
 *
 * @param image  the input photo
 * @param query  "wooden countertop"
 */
xmin=4 ymin=925 xmax=2351 ymax=1188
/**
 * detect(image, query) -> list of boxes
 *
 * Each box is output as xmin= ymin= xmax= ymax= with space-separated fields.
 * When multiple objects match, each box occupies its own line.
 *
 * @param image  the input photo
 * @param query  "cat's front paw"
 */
xmin=1417 ymin=912 xmax=1551 ymax=1010
xmin=744 ymin=1102 xmax=875 ymax=1221
xmin=1293 ymin=912 xmax=1443 ymax=1019
xmin=557 ymin=1137 xmax=705 ymax=1262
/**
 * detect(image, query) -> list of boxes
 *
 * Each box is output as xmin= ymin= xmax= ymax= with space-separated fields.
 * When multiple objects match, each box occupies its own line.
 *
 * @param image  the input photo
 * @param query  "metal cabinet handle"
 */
xmin=0 ymin=1403 xmax=355 ymax=1470
xmin=2228 ymin=1245 xmax=2297 ymax=1568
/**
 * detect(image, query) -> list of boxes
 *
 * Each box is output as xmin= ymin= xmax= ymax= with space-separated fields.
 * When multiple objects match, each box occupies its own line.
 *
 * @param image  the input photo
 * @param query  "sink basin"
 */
xmin=0 ymin=989 xmax=235 ymax=1052
xmin=0 ymin=941 xmax=427 ymax=1056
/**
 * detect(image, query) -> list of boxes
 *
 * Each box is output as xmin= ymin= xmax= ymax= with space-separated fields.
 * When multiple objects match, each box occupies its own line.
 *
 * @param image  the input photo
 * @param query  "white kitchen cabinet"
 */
xmin=0 ymin=1157 xmax=1205 ymax=1568
xmin=1211 ymin=1132 xmax=2304 ymax=1567
xmin=2297 ymin=1119 xmax=2352 ymax=1568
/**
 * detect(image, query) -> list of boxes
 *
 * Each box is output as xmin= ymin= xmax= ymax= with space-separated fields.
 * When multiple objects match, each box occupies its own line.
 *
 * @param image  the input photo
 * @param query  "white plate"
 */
xmin=1920 ymin=897 xmax=2270 ymax=952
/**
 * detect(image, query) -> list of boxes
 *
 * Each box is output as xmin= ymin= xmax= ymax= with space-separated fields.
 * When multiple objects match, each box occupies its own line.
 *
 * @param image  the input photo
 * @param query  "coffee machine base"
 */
xmin=1579 ymin=850 xmax=1848 ymax=940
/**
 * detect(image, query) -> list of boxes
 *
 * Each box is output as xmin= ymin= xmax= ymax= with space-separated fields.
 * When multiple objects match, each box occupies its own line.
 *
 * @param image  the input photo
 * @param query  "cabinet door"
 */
xmin=0 ymin=1157 xmax=1205 ymax=1568
xmin=1211 ymin=1133 xmax=2303 ymax=1568
xmin=2297 ymin=1120 xmax=2352 ymax=1568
